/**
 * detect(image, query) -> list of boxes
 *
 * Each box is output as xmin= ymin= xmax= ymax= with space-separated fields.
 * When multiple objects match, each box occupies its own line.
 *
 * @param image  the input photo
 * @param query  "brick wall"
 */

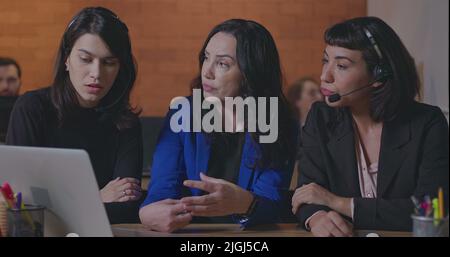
xmin=0 ymin=0 xmax=366 ymax=116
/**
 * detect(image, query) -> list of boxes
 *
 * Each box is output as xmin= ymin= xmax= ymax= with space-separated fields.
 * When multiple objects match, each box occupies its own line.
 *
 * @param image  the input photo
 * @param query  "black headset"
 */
xmin=328 ymin=28 xmax=394 ymax=103
xmin=363 ymin=28 xmax=392 ymax=83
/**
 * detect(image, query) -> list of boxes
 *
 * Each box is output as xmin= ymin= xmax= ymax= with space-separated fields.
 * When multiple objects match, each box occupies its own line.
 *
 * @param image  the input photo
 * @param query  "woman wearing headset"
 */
xmin=292 ymin=17 xmax=448 ymax=236
xmin=6 ymin=7 xmax=143 ymax=223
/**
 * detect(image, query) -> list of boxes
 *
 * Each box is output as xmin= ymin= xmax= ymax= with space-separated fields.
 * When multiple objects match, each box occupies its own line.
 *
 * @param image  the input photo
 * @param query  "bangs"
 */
xmin=324 ymin=22 xmax=368 ymax=51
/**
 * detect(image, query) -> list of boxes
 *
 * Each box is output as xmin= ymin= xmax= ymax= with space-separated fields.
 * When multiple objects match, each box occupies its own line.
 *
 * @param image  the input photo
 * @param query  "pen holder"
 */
xmin=6 ymin=204 xmax=45 ymax=237
xmin=411 ymin=215 xmax=449 ymax=237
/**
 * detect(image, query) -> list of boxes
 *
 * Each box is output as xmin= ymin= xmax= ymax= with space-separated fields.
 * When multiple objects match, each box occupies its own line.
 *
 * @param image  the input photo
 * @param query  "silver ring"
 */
xmin=122 ymin=190 xmax=126 ymax=196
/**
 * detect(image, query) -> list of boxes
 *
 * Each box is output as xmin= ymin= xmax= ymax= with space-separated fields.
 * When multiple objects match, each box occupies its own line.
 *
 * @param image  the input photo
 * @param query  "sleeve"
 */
xmin=305 ymin=211 xmax=326 ymax=229
xmin=6 ymin=92 xmax=46 ymax=146
xmin=241 ymin=163 xmax=294 ymax=227
xmin=295 ymin=104 xmax=332 ymax=229
xmin=113 ymin=121 xmax=143 ymax=180
xmin=353 ymin=108 xmax=449 ymax=231
xmin=242 ymin=126 xmax=298 ymax=227
xmin=104 ymin=120 xmax=144 ymax=224
xmin=140 ymin=108 xmax=187 ymax=207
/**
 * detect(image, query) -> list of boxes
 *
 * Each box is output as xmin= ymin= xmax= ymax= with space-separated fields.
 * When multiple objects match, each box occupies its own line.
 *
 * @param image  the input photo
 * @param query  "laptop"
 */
xmin=0 ymin=145 xmax=113 ymax=236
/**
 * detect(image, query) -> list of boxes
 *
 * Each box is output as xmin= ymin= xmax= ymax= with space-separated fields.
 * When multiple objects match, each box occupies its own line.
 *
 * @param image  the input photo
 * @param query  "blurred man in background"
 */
xmin=0 ymin=57 xmax=21 ymax=143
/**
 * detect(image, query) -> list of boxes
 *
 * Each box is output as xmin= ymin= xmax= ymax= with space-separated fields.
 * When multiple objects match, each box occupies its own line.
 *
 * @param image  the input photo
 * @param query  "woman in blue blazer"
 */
xmin=139 ymin=19 xmax=297 ymax=232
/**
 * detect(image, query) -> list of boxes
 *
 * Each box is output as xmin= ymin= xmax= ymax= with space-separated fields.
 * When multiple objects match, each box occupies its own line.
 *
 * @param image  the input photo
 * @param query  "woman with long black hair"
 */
xmin=7 ymin=7 xmax=143 ymax=223
xmin=139 ymin=19 xmax=297 ymax=232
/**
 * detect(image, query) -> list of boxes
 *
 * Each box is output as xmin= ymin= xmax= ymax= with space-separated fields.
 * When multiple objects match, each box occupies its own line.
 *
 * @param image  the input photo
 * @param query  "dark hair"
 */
xmin=190 ymin=19 xmax=296 ymax=169
xmin=51 ymin=6 xmax=139 ymax=129
xmin=324 ymin=16 xmax=419 ymax=122
xmin=286 ymin=77 xmax=318 ymax=119
xmin=0 ymin=57 xmax=21 ymax=78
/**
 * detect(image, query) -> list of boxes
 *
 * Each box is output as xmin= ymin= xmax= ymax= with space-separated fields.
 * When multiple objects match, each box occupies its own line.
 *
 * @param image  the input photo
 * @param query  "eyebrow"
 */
xmin=323 ymin=50 xmax=355 ymax=63
xmin=204 ymin=50 xmax=235 ymax=61
xmin=335 ymin=56 xmax=355 ymax=63
xmin=77 ymin=49 xmax=116 ymax=59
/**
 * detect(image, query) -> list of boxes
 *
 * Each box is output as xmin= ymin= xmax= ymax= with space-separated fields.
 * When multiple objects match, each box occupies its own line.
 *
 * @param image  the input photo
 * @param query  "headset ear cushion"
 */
xmin=373 ymin=65 xmax=391 ymax=82
xmin=373 ymin=65 xmax=382 ymax=79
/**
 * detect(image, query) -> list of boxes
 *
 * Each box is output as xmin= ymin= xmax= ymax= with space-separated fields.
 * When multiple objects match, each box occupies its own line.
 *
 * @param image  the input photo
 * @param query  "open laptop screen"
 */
xmin=0 ymin=145 xmax=113 ymax=236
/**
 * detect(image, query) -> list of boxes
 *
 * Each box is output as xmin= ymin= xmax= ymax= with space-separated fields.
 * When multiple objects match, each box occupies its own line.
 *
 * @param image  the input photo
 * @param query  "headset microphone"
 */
xmin=328 ymin=81 xmax=375 ymax=103
xmin=327 ymin=92 xmax=341 ymax=103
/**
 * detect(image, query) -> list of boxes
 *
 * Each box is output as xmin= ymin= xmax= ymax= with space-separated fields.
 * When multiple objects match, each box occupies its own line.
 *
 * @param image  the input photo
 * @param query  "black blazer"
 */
xmin=295 ymin=101 xmax=449 ymax=231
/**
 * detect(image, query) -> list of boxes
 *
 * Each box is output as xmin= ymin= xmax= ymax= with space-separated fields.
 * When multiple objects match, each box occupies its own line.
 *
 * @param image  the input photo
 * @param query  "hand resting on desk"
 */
xmin=139 ymin=199 xmax=192 ymax=233
xmin=100 ymin=177 xmax=142 ymax=203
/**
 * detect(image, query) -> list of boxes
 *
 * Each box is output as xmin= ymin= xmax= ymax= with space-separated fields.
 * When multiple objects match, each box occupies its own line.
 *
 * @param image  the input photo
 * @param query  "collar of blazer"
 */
xmin=326 ymin=107 xmax=412 ymax=196
xmin=327 ymin=107 xmax=411 ymax=148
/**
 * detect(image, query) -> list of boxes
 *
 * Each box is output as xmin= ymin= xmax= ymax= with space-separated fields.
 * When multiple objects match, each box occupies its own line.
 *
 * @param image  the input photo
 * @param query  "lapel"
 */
xmin=326 ymin=109 xmax=361 ymax=196
xmin=237 ymin=133 xmax=256 ymax=190
xmin=192 ymin=133 xmax=210 ymax=195
xmin=377 ymin=115 xmax=411 ymax=196
xmin=196 ymin=132 xmax=211 ymax=177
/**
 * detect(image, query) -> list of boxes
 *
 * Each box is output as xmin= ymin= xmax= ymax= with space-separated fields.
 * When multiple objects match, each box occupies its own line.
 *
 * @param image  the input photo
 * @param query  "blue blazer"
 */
xmin=141 ymin=101 xmax=295 ymax=227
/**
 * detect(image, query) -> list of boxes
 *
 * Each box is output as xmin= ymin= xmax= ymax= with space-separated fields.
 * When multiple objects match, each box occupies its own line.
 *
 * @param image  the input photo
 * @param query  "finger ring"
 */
xmin=123 ymin=190 xmax=126 ymax=196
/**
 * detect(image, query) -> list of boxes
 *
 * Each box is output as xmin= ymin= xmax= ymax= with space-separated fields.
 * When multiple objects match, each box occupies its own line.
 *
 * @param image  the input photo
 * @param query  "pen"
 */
xmin=432 ymin=198 xmax=439 ymax=225
xmin=1 ymin=182 xmax=14 ymax=198
xmin=15 ymin=192 xmax=22 ymax=210
xmin=17 ymin=195 xmax=36 ymax=230
xmin=424 ymin=195 xmax=432 ymax=217
xmin=0 ymin=184 xmax=15 ymax=209
xmin=420 ymin=202 xmax=428 ymax=216
xmin=411 ymin=196 xmax=421 ymax=213
xmin=438 ymin=187 xmax=444 ymax=219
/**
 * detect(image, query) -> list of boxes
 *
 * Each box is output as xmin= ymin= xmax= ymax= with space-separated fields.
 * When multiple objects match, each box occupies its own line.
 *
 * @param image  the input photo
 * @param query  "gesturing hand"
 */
xmin=181 ymin=173 xmax=254 ymax=216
